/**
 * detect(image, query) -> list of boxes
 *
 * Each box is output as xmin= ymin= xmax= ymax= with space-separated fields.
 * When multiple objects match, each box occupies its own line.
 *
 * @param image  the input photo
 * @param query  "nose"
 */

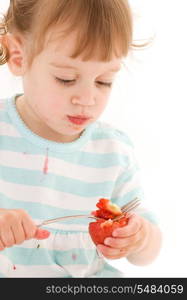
xmin=71 ymin=85 xmax=96 ymax=106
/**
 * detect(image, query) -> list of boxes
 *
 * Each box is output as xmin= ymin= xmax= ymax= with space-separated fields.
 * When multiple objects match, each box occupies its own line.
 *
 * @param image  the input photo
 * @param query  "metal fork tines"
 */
xmin=120 ymin=197 xmax=141 ymax=213
xmin=113 ymin=197 xmax=141 ymax=221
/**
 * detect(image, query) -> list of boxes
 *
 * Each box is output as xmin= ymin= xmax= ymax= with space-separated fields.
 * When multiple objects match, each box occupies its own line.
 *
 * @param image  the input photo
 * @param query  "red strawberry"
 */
xmin=91 ymin=198 xmax=122 ymax=220
xmin=89 ymin=216 xmax=128 ymax=245
xmin=89 ymin=198 xmax=128 ymax=245
xmin=92 ymin=209 xmax=115 ymax=220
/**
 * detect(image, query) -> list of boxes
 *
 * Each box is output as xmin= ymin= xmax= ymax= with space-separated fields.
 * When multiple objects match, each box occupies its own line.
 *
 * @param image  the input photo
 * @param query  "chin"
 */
xmin=67 ymin=123 xmax=85 ymax=132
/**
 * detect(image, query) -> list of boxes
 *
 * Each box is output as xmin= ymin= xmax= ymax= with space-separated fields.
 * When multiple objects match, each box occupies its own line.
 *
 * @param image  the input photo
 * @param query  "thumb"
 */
xmin=34 ymin=228 xmax=50 ymax=239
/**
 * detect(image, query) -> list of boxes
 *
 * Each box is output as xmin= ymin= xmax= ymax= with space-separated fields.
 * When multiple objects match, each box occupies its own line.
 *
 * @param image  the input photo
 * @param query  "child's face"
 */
xmin=17 ymin=29 xmax=122 ymax=143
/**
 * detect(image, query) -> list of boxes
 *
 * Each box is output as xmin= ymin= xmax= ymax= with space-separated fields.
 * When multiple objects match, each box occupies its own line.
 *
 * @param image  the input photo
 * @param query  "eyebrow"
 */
xmin=49 ymin=62 xmax=121 ymax=73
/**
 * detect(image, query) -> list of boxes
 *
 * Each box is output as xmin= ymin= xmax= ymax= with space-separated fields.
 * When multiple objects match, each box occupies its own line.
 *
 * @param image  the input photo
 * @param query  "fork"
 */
xmin=37 ymin=197 xmax=141 ymax=227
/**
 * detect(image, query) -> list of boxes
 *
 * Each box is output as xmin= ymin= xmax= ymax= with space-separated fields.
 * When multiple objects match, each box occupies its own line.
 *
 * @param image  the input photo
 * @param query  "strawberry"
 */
xmin=92 ymin=209 xmax=115 ymax=220
xmin=89 ymin=198 xmax=128 ymax=245
xmin=91 ymin=198 xmax=122 ymax=220
xmin=89 ymin=216 xmax=128 ymax=245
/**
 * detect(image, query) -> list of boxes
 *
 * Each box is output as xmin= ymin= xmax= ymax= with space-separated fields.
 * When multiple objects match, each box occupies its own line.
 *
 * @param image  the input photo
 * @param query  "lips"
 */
xmin=67 ymin=115 xmax=91 ymax=125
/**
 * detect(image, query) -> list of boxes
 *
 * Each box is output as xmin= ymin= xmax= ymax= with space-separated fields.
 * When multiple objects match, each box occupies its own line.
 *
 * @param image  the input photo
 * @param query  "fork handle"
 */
xmin=37 ymin=214 xmax=98 ymax=227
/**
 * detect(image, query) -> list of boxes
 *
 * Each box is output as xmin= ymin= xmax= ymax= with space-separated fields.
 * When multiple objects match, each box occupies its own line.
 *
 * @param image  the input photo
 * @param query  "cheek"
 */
xmin=30 ymin=97 xmax=58 ymax=122
xmin=40 ymin=98 xmax=70 ymax=123
xmin=40 ymin=97 xmax=63 ymax=114
xmin=97 ymin=96 xmax=109 ymax=111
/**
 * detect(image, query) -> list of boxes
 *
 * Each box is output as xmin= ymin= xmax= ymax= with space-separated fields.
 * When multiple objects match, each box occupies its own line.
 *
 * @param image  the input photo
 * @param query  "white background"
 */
xmin=0 ymin=0 xmax=186 ymax=277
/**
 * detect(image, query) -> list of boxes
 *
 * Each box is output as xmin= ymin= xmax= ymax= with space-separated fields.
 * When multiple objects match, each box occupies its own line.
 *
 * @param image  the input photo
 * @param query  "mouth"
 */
xmin=67 ymin=115 xmax=91 ymax=125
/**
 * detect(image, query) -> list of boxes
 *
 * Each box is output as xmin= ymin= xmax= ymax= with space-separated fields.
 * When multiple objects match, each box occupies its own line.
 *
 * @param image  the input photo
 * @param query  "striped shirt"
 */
xmin=0 ymin=94 xmax=155 ymax=278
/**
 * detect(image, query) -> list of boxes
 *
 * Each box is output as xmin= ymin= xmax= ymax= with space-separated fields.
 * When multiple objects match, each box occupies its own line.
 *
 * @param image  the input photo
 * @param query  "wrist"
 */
xmin=126 ymin=218 xmax=152 ymax=261
xmin=133 ymin=217 xmax=151 ymax=253
xmin=127 ymin=220 xmax=162 ymax=266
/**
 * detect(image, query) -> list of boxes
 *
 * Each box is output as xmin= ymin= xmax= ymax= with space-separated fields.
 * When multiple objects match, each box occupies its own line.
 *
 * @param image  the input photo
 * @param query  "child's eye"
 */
xmin=97 ymin=81 xmax=113 ymax=88
xmin=55 ymin=78 xmax=75 ymax=85
xmin=55 ymin=78 xmax=112 ymax=88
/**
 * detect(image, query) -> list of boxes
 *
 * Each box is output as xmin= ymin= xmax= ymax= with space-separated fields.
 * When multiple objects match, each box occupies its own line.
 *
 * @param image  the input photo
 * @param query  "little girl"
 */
xmin=0 ymin=0 xmax=162 ymax=278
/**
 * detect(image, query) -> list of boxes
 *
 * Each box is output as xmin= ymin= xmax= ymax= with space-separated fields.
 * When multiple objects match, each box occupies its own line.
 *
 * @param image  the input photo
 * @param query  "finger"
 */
xmin=97 ymin=244 xmax=125 ymax=257
xmin=103 ymin=243 xmax=142 ymax=260
xmin=0 ymin=227 xmax=15 ymax=247
xmin=112 ymin=214 xmax=142 ymax=237
xmin=22 ymin=218 xmax=37 ymax=240
xmin=97 ymin=244 xmax=127 ymax=259
xmin=104 ymin=234 xmax=141 ymax=249
xmin=34 ymin=228 xmax=50 ymax=239
xmin=105 ymin=248 xmax=129 ymax=259
xmin=101 ymin=252 xmax=127 ymax=260
xmin=11 ymin=222 xmax=26 ymax=245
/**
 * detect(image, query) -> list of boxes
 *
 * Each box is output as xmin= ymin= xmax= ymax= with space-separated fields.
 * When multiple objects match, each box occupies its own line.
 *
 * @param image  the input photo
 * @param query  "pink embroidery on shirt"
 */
xmin=13 ymin=265 xmax=16 ymax=270
xmin=0 ymin=103 xmax=4 ymax=110
xmin=72 ymin=253 xmax=77 ymax=261
xmin=43 ymin=148 xmax=49 ymax=174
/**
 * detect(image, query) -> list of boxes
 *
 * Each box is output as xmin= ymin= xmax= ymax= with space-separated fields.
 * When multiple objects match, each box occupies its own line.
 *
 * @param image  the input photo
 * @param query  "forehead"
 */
xmin=44 ymin=27 xmax=122 ymax=72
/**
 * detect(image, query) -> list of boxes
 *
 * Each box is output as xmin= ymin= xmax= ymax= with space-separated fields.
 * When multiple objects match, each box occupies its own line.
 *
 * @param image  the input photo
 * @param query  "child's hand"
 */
xmin=0 ymin=208 xmax=50 ymax=251
xmin=96 ymin=214 xmax=149 ymax=259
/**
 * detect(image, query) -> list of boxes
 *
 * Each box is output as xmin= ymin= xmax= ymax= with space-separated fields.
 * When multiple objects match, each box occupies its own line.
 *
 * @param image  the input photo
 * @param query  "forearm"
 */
xmin=126 ymin=220 xmax=162 ymax=266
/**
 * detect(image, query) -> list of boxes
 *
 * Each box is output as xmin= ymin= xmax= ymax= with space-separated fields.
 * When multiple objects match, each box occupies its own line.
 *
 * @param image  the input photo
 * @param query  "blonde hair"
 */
xmin=1 ymin=0 xmax=135 ymax=67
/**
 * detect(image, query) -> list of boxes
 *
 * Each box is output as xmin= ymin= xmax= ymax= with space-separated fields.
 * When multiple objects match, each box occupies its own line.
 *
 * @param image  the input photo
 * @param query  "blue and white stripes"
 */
xmin=0 ymin=94 xmax=154 ymax=277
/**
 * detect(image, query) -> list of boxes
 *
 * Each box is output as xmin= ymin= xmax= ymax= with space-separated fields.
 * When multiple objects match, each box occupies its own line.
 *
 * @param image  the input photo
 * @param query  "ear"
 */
xmin=5 ymin=33 xmax=28 ymax=76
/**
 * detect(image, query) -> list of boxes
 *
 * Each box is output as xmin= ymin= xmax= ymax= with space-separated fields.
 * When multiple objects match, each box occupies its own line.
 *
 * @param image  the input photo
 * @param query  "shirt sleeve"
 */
xmin=110 ymin=130 xmax=158 ymax=225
